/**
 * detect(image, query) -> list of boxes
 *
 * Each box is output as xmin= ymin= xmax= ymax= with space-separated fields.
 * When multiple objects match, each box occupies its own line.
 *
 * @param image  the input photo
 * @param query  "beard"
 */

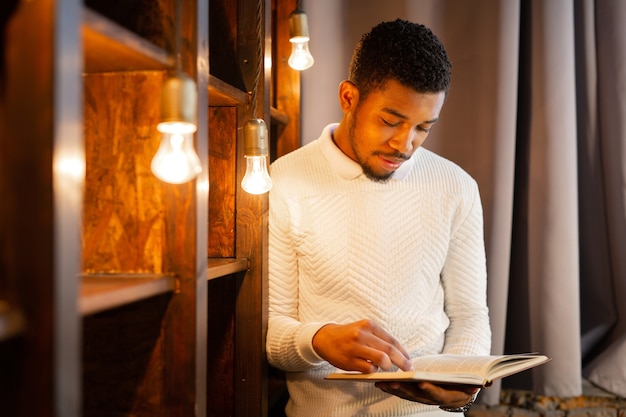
xmin=347 ymin=115 xmax=397 ymax=183
xmin=361 ymin=161 xmax=394 ymax=183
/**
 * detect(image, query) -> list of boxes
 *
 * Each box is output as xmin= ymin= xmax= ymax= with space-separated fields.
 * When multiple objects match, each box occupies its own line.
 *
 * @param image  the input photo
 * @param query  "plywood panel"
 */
xmin=82 ymin=71 xmax=166 ymax=274
xmin=208 ymin=106 xmax=237 ymax=257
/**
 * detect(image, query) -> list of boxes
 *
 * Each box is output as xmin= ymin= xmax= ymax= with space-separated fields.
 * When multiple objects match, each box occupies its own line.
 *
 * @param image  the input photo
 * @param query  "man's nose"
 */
xmin=388 ymin=129 xmax=414 ymax=154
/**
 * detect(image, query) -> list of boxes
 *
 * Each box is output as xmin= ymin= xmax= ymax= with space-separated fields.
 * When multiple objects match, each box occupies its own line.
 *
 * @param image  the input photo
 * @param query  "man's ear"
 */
xmin=338 ymin=80 xmax=359 ymax=112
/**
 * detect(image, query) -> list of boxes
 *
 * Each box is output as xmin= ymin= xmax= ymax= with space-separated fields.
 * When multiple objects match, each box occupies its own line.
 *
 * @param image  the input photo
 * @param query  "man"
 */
xmin=266 ymin=19 xmax=491 ymax=417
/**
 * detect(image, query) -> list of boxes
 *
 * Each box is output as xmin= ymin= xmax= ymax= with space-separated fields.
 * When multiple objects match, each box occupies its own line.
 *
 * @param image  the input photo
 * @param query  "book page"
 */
xmin=410 ymin=355 xmax=500 ymax=375
xmin=326 ymin=354 xmax=549 ymax=385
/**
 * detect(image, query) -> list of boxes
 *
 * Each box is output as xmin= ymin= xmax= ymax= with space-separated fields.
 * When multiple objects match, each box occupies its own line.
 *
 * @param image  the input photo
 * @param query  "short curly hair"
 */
xmin=348 ymin=19 xmax=452 ymax=98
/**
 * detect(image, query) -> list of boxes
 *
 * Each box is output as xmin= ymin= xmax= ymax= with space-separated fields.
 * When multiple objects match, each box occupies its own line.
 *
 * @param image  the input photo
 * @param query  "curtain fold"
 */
xmin=581 ymin=0 xmax=626 ymax=398
xmin=517 ymin=0 xmax=582 ymax=397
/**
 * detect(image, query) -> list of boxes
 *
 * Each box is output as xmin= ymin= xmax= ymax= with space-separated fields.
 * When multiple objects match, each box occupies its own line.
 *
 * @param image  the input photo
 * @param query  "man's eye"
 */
xmin=382 ymin=118 xmax=399 ymax=127
xmin=417 ymin=125 xmax=431 ymax=133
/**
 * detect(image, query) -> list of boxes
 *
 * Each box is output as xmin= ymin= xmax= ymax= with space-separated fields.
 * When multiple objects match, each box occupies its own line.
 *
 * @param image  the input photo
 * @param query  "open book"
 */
xmin=326 ymin=354 xmax=550 ymax=387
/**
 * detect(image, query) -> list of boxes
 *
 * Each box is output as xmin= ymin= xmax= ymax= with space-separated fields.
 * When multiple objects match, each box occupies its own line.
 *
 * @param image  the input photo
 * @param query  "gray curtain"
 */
xmin=302 ymin=0 xmax=626 ymax=405
xmin=577 ymin=0 xmax=626 ymax=398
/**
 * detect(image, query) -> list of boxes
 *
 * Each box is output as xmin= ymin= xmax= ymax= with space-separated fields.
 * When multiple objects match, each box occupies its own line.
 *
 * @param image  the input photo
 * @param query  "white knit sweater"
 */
xmin=267 ymin=124 xmax=491 ymax=417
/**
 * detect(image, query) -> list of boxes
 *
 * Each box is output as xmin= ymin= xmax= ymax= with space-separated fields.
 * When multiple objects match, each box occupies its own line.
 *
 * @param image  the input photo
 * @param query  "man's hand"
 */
xmin=375 ymin=381 xmax=480 ymax=408
xmin=311 ymin=320 xmax=414 ymax=373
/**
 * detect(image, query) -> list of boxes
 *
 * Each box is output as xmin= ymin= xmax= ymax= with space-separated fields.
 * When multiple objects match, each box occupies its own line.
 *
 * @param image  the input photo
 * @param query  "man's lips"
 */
xmin=377 ymin=154 xmax=407 ymax=170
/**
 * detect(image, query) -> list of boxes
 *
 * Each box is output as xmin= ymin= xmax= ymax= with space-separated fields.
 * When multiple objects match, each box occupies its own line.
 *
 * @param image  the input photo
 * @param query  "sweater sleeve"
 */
xmin=265 ymin=175 xmax=327 ymax=371
xmin=440 ymin=179 xmax=492 ymax=356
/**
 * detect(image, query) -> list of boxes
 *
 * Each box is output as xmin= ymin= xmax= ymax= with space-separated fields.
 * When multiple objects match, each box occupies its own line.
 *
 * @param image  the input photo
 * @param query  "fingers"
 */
xmin=422 ymin=382 xmax=481 ymax=408
xmin=311 ymin=320 xmax=413 ymax=372
xmin=361 ymin=325 xmax=413 ymax=371
xmin=375 ymin=381 xmax=481 ymax=407
xmin=348 ymin=320 xmax=413 ymax=371
xmin=375 ymin=381 xmax=438 ymax=405
xmin=366 ymin=322 xmax=414 ymax=371
xmin=419 ymin=382 xmax=479 ymax=408
xmin=359 ymin=346 xmax=395 ymax=371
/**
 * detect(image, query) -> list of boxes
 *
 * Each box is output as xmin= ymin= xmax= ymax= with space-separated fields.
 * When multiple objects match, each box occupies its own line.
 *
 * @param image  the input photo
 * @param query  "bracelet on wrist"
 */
xmin=438 ymin=390 xmax=479 ymax=413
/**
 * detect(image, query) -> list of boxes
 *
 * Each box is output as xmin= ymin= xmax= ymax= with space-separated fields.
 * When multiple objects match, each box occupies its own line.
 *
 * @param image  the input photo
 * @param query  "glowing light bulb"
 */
xmin=241 ymin=155 xmax=272 ymax=195
xmin=151 ymin=74 xmax=202 ymax=184
xmin=151 ymin=121 xmax=202 ymax=184
xmin=288 ymin=8 xmax=314 ymax=71
xmin=288 ymin=40 xmax=314 ymax=71
xmin=241 ymin=118 xmax=272 ymax=195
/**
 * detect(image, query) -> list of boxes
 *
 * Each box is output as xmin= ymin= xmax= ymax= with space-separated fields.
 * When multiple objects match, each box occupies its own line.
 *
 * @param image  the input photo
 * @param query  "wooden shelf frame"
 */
xmin=78 ymin=255 xmax=248 ymax=320
xmin=208 ymin=75 xmax=249 ymax=106
xmin=78 ymin=2 xmax=210 ymax=417
xmin=270 ymin=106 xmax=290 ymax=126
xmin=82 ymin=7 xmax=174 ymax=73
xmin=208 ymin=257 xmax=249 ymax=280
xmin=80 ymin=274 xmax=177 ymax=316
xmin=2 ymin=0 xmax=290 ymax=415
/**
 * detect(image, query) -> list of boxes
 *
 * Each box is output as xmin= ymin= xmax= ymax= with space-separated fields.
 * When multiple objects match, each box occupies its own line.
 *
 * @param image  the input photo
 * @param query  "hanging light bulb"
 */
xmin=151 ymin=74 xmax=202 ymax=184
xmin=152 ymin=123 xmax=201 ymax=184
xmin=288 ymin=8 xmax=314 ymax=71
xmin=241 ymin=119 xmax=272 ymax=195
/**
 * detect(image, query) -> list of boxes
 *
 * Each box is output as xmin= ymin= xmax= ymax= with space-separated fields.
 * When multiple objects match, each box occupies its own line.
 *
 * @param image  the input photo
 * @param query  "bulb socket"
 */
xmin=243 ymin=118 xmax=268 ymax=156
xmin=289 ymin=9 xmax=310 ymax=42
xmin=160 ymin=74 xmax=197 ymax=126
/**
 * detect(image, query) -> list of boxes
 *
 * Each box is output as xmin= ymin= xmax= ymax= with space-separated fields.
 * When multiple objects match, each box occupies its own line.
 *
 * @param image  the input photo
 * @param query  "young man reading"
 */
xmin=267 ymin=19 xmax=491 ymax=417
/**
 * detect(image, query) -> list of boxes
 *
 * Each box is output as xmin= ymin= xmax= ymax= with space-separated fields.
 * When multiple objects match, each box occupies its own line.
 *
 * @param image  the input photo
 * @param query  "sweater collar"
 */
xmin=319 ymin=123 xmax=414 ymax=181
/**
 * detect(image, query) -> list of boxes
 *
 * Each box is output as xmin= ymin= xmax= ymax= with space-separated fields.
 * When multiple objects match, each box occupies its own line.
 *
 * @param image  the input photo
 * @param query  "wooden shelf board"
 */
xmin=80 ymin=274 xmax=176 ymax=316
xmin=207 ymin=258 xmax=248 ymax=280
xmin=0 ymin=301 xmax=26 ymax=341
xmin=270 ymin=107 xmax=290 ymax=126
xmin=82 ymin=7 xmax=174 ymax=73
xmin=208 ymin=75 xmax=249 ymax=106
